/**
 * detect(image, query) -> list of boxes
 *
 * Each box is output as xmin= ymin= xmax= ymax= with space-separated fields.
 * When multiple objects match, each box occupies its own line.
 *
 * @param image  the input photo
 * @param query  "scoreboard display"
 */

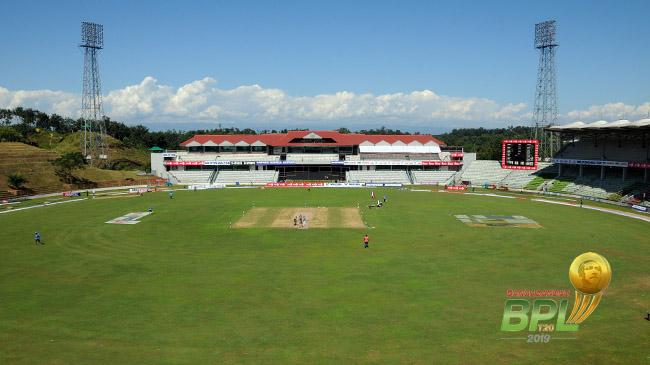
xmin=501 ymin=139 xmax=539 ymax=170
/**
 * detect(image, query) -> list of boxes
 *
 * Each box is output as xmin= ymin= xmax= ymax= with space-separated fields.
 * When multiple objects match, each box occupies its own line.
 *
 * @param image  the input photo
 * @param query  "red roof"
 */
xmin=181 ymin=130 xmax=446 ymax=147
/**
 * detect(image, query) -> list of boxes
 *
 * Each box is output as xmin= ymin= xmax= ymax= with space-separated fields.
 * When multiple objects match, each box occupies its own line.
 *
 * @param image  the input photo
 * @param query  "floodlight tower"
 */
xmin=80 ymin=21 xmax=108 ymax=164
xmin=533 ymin=20 xmax=560 ymax=160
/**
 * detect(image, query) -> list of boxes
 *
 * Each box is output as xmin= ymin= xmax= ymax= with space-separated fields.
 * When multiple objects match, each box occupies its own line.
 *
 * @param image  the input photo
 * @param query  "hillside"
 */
xmin=47 ymin=132 xmax=149 ymax=169
xmin=0 ymin=141 xmax=150 ymax=200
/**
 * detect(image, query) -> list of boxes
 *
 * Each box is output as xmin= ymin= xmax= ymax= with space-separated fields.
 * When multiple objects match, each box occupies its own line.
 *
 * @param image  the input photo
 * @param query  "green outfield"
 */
xmin=0 ymin=187 xmax=648 ymax=364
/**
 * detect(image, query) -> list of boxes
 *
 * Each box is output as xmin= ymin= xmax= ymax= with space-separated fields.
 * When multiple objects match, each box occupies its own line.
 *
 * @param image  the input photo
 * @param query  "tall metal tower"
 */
xmin=533 ymin=20 xmax=560 ymax=160
xmin=80 ymin=21 xmax=108 ymax=164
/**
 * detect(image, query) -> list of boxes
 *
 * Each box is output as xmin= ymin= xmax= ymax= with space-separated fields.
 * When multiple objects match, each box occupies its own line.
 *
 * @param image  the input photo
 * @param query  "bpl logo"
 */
xmin=501 ymin=252 xmax=612 ymax=333
xmin=501 ymin=298 xmax=578 ymax=332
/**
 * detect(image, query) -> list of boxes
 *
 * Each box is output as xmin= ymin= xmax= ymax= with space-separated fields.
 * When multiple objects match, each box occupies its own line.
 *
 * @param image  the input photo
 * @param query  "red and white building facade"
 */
xmin=151 ymin=130 xmax=465 ymax=182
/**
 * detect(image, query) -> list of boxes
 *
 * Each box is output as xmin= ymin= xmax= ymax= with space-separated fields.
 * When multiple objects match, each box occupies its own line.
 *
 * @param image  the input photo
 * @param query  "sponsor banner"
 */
xmin=165 ymin=160 xmax=275 ymax=166
xmin=450 ymin=152 xmax=464 ymax=158
xmin=501 ymin=164 xmax=538 ymax=171
xmin=365 ymin=183 xmax=404 ymax=187
xmin=340 ymin=160 xmax=462 ymax=166
xmin=421 ymin=160 xmax=462 ymax=166
xmin=187 ymin=184 xmax=225 ymax=190
xmin=325 ymin=182 xmax=365 ymax=188
xmin=256 ymin=161 xmax=296 ymax=166
xmin=62 ymin=191 xmax=81 ymax=197
xmin=164 ymin=160 xmax=204 ymax=166
xmin=266 ymin=182 xmax=325 ymax=187
xmin=628 ymin=162 xmax=650 ymax=169
xmin=162 ymin=152 xmax=177 ymax=158
xmin=166 ymin=159 xmax=464 ymax=167
xmin=106 ymin=211 xmax=152 ymax=225
xmin=455 ymin=214 xmax=541 ymax=228
xmin=552 ymin=158 xmax=628 ymax=168
xmin=632 ymin=204 xmax=648 ymax=212
xmin=445 ymin=185 xmax=467 ymax=191
xmin=203 ymin=160 xmax=233 ymax=166
xmin=128 ymin=188 xmax=150 ymax=194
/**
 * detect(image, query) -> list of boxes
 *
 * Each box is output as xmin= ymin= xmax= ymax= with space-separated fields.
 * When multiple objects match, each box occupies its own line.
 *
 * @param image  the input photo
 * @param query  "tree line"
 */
xmin=0 ymin=107 xmax=533 ymax=157
xmin=436 ymin=126 xmax=534 ymax=160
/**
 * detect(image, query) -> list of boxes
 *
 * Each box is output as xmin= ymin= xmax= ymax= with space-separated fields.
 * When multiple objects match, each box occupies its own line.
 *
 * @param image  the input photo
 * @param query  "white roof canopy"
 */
xmin=549 ymin=119 xmax=650 ymax=131
xmin=359 ymin=145 xmax=441 ymax=154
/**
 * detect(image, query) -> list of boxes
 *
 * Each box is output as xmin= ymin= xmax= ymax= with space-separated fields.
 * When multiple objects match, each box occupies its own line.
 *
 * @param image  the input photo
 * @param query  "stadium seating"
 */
xmin=498 ymin=162 xmax=555 ymax=189
xmin=556 ymin=139 xmax=646 ymax=161
xmin=167 ymin=170 xmax=213 ymax=184
xmin=457 ymin=160 xmax=511 ymax=185
xmin=560 ymin=174 xmax=642 ymax=199
xmin=213 ymin=170 xmax=279 ymax=185
xmin=346 ymin=170 xmax=412 ymax=184
xmin=624 ymin=182 xmax=650 ymax=206
xmin=411 ymin=170 xmax=456 ymax=185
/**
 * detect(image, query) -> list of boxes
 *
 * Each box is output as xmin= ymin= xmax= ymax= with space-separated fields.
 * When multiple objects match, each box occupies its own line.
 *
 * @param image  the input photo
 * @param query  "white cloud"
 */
xmin=566 ymin=102 xmax=650 ymax=122
xmin=1 ymin=76 xmax=648 ymax=130
xmin=0 ymin=86 xmax=78 ymax=117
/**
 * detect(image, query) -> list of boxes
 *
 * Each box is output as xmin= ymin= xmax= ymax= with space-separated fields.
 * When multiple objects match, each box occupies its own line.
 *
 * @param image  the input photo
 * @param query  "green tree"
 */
xmin=436 ymin=126 xmax=533 ymax=159
xmin=51 ymin=152 xmax=87 ymax=183
xmin=7 ymin=173 xmax=27 ymax=190
xmin=0 ymin=109 xmax=13 ymax=125
xmin=0 ymin=126 xmax=23 ymax=142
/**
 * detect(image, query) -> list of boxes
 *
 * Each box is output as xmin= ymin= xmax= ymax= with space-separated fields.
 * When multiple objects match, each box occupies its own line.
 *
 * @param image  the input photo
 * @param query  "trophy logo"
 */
xmin=501 ymin=252 xmax=612 ymax=338
xmin=566 ymin=252 xmax=612 ymax=324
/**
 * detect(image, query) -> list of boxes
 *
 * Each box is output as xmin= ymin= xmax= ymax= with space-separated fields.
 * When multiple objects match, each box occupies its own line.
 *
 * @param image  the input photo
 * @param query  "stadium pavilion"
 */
xmin=151 ymin=130 xmax=466 ymax=185
xmin=548 ymin=119 xmax=650 ymax=182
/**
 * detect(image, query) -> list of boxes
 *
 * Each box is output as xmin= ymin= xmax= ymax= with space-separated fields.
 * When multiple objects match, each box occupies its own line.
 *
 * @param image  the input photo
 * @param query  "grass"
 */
xmin=523 ymin=176 xmax=547 ymax=190
xmin=76 ymin=168 xmax=141 ymax=181
xmin=0 ymin=187 xmax=648 ymax=364
xmin=53 ymin=133 xmax=149 ymax=168
xmin=548 ymin=177 xmax=575 ymax=193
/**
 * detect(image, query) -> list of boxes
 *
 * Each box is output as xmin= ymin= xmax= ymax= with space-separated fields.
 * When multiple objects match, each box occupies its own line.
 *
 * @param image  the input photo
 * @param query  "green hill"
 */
xmin=50 ymin=132 xmax=149 ymax=169
xmin=0 ymin=141 xmax=151 ymax=200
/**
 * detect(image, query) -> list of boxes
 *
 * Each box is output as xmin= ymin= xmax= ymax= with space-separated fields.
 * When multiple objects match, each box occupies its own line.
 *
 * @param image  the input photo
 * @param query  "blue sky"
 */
xmin=1 ymin=0 xmax=649 ymax=132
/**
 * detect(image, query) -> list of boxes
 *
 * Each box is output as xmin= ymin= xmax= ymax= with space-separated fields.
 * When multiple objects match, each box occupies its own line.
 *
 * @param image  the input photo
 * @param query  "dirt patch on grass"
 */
xmin=339 ymin=207 xmax=365 ymax=228
xmin=270 ymin=207 xmax=329 ymax=228
xmin=232 ymin=207 xmax=269 ymax=228
xmin=234 ymin=207 xmax=364 ymax=229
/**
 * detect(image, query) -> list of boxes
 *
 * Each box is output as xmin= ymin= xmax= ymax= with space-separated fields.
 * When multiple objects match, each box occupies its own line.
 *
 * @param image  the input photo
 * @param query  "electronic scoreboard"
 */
xmin=501 ymin=139 xmax=539 ymax=170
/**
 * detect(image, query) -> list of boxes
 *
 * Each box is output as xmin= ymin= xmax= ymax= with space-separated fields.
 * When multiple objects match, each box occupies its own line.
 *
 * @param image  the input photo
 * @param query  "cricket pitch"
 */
xmin=233 ymin=207 xmax=365 ymax=229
